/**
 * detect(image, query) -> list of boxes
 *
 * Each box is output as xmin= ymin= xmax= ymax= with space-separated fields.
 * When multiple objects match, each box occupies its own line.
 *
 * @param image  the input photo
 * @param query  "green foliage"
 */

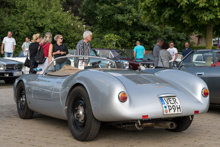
xmin=139 ymin=0 xmax=220 ymax=31
xmin=103 ymin=34 xmax=122 ymax=49
xmin=191 ymin=46 xmax=217 ymax=49
xmin=139 ymin=0 xmax=220 ymax=49
xmin=80 ymin=0 xmax=189 ymax=50
xmin=0 ymin=0 xmax=85 ymax=56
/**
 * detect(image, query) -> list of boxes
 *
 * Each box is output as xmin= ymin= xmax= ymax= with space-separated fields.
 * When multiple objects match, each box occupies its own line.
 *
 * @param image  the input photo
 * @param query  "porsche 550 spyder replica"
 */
xmin=14 ymin=56 xmax=209 ymax=141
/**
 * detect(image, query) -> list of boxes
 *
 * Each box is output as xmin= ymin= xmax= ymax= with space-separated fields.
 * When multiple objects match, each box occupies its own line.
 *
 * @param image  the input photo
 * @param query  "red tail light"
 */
xmin=194 ymin=111 xmax=199 ymax=114
xmin=202 ymin=88 xmax=209 ymax=97
xmin=142 ymin=115 xmax=148 ymax=119
xmin=118 ymin=92 xmax=127 ymax=102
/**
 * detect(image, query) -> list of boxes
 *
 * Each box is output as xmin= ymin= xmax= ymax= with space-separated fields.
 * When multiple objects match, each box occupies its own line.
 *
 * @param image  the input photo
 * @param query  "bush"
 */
xmin=191 ymin=46 xmax=217 ymax=49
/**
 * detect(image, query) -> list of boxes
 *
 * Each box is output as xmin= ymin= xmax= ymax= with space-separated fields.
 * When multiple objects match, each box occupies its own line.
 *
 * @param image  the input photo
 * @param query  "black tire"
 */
xmin=167 ymin=115 xmax=194 ymax=132
xmin=4 ymin=78 xmax=15 ymax=84
xmin=67 ymin=86 xmax=101 ymax=141
xmin=16 ymin=82 xmax=34 ymax=119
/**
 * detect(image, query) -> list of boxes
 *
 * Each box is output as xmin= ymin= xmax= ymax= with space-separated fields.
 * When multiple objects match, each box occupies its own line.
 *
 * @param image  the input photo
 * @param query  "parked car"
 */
xmin=143 ymin=49 xmax=220 ymax=104
xmin=4 ymin=50 xmax=29 ymax=74
xmin=0 ymin=58 xmax=23 ymax=84
xmin=14 ymin=55 xmax=209 ymax=141
xmin=92 ymin=48 xmax=153 ymax=70
xmin=175 ymin=49 xmax=220 ymax=104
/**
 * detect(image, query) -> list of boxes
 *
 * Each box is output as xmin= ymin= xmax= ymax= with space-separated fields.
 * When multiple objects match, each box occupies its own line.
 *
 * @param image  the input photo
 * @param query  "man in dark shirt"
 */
xmin=153 ymin=38 xmax=164 ymax=67
xmin=181 ymin=42 xmax=192 ymax=59
xmin=75 ymin=31 xmax=92 ymax=56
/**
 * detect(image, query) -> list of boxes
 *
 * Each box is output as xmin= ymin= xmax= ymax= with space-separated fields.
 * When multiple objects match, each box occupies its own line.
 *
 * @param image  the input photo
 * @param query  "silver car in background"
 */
xmin=14 ymin=56 xmax=209 ymax=141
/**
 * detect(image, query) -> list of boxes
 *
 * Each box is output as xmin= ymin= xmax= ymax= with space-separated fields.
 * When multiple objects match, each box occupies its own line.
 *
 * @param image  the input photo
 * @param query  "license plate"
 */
xmin=13 ymin=71 xmax=22 ymax=76
xmin=159 ymin=97 xmax=182 ymax=114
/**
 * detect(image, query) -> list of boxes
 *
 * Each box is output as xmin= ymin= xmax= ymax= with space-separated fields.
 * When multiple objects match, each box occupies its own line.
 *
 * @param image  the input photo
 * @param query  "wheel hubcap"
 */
xmin=75 ymin=104 xmax=85 ymax=123
xmin=72 ymin=98 xmax=86 ymax=131
xmin=18 ymin=90 xmax=26 ymax=111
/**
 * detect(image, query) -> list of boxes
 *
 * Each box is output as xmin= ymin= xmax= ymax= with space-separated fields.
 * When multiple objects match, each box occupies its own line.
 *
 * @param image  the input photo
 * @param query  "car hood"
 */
xmin=4 ymin=57 xmax=25 ymax=63
xmin=0 ymin=58 xmax=23 ymax=64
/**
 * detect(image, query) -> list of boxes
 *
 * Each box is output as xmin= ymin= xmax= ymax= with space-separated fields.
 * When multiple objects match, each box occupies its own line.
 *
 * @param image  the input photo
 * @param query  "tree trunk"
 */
xmin=206 ymin=24 xmax=213 ymax=49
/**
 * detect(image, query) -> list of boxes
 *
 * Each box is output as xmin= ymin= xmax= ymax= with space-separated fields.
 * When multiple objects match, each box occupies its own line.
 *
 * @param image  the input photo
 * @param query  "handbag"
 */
xmin=35 ymin=45 xmax=46 ymax=64
xmin=24 ymin=55 xmax=30 ymax=68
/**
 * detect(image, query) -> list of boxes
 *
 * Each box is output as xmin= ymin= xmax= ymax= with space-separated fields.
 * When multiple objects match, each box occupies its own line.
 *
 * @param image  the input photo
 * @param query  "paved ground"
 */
xmin=0 ymin=80 xmax=220 ymax=147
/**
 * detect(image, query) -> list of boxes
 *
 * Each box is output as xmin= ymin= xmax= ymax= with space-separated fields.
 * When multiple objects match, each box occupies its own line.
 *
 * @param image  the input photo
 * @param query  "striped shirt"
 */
xmin=75 ymin=39 xmax=91 ymax=56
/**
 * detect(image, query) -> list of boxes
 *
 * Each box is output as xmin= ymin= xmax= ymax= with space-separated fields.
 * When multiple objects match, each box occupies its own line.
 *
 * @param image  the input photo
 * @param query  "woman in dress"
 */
xmin=158 ymin=43 xmax=172 ymax=68
xmin=37 ymin=32 xmax=53 ymax=74
xmin=29 ymin=34 xmax=42 ymax=74
xmin=52 ymin=34 xmax=68 ymax=70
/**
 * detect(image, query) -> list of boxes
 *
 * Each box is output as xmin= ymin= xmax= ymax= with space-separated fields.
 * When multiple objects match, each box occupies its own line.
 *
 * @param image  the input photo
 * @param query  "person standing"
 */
xmin=133 ymin=41 xmax=145 ymax=60
xmin=21 ymin=36 xmax=31 ymax=56
xmin=153 ymin=38 xmax=164 ymax=67
xmin=1 ymin=31 xmax=16 ymax=57
xmin=29 ymin=34 xmax=42 ymax=74
xmin=158 ymin=43 xmax=172 ymax=68
xmin=75 ymin=31 xmax=92 ymax=56
xmin=52 ymin=34 xmax=68 ymax=70
xmin=167 ymin=42 xmax=178 ymax=62
xmin=37 ymin=32 xmax=53 ymax=74
xmin=181 ymin=42 xmax=192 ymax=59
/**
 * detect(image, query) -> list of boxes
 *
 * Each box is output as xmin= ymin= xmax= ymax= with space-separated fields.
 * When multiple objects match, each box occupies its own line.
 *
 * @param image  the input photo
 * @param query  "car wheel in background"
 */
xmin=16 ymin=82 xmax=34 ymax=119
xmin=4 ymin=78 xmax=15 ymax=84
xmin=167 ymin=115 xmax=194 ymax=132
xmin=67 ymin=86 xmax=101 ymax=141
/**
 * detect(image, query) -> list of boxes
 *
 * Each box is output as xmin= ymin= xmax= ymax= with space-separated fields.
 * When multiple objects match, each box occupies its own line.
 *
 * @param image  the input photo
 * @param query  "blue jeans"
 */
xmin=56 ymin=61 xmax=67 ymax=71
xmin=4 ymin=52 xmax=13 ymax=57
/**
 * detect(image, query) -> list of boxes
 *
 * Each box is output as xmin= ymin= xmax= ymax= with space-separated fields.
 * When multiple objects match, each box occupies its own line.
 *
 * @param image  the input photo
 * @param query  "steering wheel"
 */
xmin=91 ymin=61 xmax=101 ymax=68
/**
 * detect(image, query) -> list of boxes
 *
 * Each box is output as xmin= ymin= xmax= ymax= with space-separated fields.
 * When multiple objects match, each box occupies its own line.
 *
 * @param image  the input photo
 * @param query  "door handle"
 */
xmin=196 ymin=72 xmax=204 ymax=76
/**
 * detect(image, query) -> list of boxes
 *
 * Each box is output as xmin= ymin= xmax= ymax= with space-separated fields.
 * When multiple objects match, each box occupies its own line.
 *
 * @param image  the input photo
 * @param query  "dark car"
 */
xmin=143 ymin=49 xmax=220 ymax=104
xmin=0 ymin=58 xmax=23 ymax=84
xmin=176 ymin=49 xmax=220 ymax=104
xmin=92 ymin=48 xmax=154 ymax=70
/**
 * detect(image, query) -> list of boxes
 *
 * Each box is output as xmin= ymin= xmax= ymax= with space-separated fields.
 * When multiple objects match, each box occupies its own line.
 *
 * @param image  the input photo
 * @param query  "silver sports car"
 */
xmin=13 ymin=56 xmax=209 ymax=141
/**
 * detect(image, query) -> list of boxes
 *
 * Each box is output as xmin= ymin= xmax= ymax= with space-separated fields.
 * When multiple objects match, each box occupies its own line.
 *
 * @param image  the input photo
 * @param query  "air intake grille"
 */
xmin=124 ymin=75 xmax=151 ymax=84
xmin=142 ymin=75 xmax=168 ymax=84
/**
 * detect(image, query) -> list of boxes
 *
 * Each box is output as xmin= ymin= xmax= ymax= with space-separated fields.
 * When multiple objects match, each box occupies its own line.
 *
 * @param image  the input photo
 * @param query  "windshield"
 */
xmin=114 ymin=50 xmax=128 ymax=58
xmin=182 ymin=50 xmax=214 ymax=67
xmin=44 ymin=56 xmax=117 ymax=75
xmin=18 ymin=50 xmax=27 ymax=57
xmin=143 ymin=54 xmax=154 ymax=60
xmin=94 ymin=50 xmax=111 ymax=58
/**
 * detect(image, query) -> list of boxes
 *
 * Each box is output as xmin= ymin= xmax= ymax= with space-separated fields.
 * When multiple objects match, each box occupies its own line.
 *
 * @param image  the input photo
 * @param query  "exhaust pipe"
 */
xmin=135 ymin=120 xmax=176 ymax=130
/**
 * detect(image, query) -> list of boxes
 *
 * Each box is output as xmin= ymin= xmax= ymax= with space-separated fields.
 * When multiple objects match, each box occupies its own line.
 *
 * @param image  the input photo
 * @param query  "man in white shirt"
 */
xmin=167 ymin=42 xmax=178 ymax=62
xmin=1 ymin=31 xmax=16 ymax=57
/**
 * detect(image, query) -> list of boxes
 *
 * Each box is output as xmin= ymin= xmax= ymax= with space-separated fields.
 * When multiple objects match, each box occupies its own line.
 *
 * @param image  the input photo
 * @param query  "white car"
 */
xmin=4 ymin=50 xmax=29 ymax=74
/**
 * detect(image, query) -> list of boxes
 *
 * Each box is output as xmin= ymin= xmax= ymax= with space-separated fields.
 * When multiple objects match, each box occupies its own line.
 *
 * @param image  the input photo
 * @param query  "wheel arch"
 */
xmin=65 ymin=83 xmax=88 ymax=107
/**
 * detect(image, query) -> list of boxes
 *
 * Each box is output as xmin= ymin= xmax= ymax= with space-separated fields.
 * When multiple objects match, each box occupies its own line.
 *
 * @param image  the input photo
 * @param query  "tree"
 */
xmin=0 ymin=0 xmax=85 ymax=55
xmin=80 ymin=0 xmax=189 ymax=50
xmin=139 ymin=0 xmax=220 ymax=49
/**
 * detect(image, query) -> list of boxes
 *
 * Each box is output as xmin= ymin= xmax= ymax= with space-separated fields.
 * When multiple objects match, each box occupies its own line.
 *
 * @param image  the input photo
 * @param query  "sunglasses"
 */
xmin=60 ymin=38 xmax=63 ymax=40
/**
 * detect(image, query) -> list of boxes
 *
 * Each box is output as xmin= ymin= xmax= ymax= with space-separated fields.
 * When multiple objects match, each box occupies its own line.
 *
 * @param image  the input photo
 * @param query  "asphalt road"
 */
xmin=0 ymin=81 xmax=220 ymax=147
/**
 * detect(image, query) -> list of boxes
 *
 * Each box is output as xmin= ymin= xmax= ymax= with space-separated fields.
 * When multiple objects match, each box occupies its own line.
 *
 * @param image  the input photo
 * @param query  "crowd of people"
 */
xmin=133 ymin=38 xmax=192 ymax=68
xmin=1 ymin=30 xmax=93 ymax=74
xmin=0 ymin=30 xmax=201 ymax=72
